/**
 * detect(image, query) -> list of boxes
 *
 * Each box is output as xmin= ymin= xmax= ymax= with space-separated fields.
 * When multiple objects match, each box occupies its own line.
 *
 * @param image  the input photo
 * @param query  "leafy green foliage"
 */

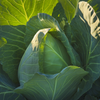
xmin=84 ymin=95 xmax=98 ymax=100
xmin=18 ymin=28 xmax=50 ymax=86
xmin=70 ymin=1 xmax=100 ymax=100
xmin=0 ymin=0 xmax=58 ymax=25
xmin=59 ymin=0 xmax=79 ymax=23
xmin=18 ymin=13 xmax=80 ymax=86
xmin=52 ymin=2 xmax=67 ymax=30
xmin=25 ymin=13 xmax=81 ymax=67
xmin=0 ymin=64 xmax=26 ymax=100
xmin=0 ymin=0 xmax=100 ymax=100
xmin=15 ymin=66 xmax=88 ymax=100
xmin=81 ymin=0 xmax=100 ymax=19
xmin=0 ymin=25 xmax=26 ymax=84
xmin=39 ymin=33 xmax=71 ymax=74
xmin=0 ymin=0 xmax=59 ymax=84
xmin=52 ymin=2 xmax=72 ymax=44
xmin=25 ymin=13 xmax=62 ymax=46
xmin=89 ymin=0 xmax=100 ymax=21
xmin=71 ymin=2 xmax=100 ymax=78
xmin=87 ymin=77 xmax=100 ymax=98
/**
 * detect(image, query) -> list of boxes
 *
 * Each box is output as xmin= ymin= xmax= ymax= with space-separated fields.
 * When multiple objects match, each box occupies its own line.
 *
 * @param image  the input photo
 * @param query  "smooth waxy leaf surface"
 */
xmin=0 ymin=64 xmax=26 ymax=100
xmin=39 ymin=33 xmax=71 ymax=74
xmin=16 ymin=66 xmax=88 ymax=100
xmin=87 ymin=77 xmax=100 ymax=98
xmin=84 ymin=95 xmax=97 ymax=100
xmin=18 ymin=28 xmax=50 ymax=86
xmin=25 ymin=13 xmax=81 ymax=67
xmin=70 ymin=1 xmax=100 ymax=100
xmin=59 ymin=0 xmax=79 ymax=23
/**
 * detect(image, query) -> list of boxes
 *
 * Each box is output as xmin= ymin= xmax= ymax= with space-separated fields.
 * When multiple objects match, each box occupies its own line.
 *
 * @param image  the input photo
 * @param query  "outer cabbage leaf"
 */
xmin=70 ymin=1 xmax=100 ymax=100
xmin=0 ymin=0 xmax=59 ymax=84
xmin=0 ymin=64 xmax=26 ymax=100
xmin=0 ymin=25 xmax=26 ymax=84
xmin=15 ymin=66 xmax=88 ymax=100
xmin=18 ymin=28 xmax=50 ymax=86
xmin=78 ymin=94 xmax=98 ymax=100
xmin=59 ymin=0 xmax=79 ymax=23
xmin=0 ymin=0 xmax=58 ymax=25
xmin=87 ymin=77 xmax=100 ymax=98
xmin=84 ymin=95 xmax=97 ymax=100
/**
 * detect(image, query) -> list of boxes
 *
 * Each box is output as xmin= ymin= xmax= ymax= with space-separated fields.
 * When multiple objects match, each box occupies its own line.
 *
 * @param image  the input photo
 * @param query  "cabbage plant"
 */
xmin=0 ymin=0 xmax=100 ymax=100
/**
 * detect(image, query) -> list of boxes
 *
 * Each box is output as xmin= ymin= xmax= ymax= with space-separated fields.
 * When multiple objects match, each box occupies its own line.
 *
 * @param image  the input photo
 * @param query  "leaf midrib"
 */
xmin=52 ymin=76 xmax=58 ymax=100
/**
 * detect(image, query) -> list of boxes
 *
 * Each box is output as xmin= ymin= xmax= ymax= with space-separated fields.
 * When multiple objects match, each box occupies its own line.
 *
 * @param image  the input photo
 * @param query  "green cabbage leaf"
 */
xmin=16 ymin=13 xmax=87 ymax=100
xmin=0 ymin=0 xmax=59 ymax=84
xmin=0 ymin=64 xmax=26 ymax=100
xmin=0 ymin=0 xmax=100 ymax=100
xmin=70 ymin=1 xmax=100 ymax=100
